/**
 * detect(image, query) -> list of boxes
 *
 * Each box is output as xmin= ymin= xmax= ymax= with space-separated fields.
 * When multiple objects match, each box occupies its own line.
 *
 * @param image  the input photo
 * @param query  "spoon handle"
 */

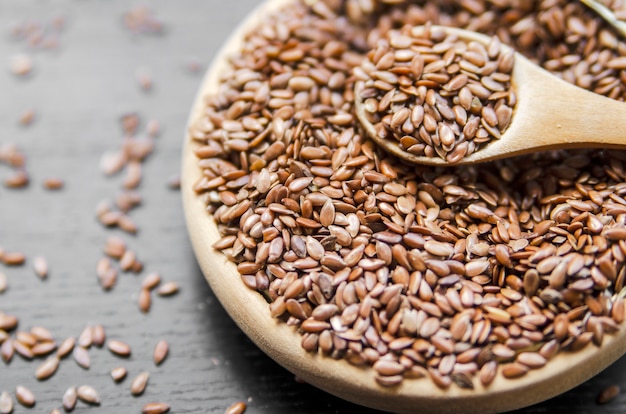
xmin=579 ymin=0 xmax=626 ymax=38
xmin=499 ymin=54 xmax=626 ymax=158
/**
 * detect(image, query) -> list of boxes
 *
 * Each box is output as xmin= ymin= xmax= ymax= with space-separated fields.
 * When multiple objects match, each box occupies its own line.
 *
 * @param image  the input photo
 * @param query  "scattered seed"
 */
xmin=10 ymin=54 xmax=33 ymax=76
xmin=130 ymin=372 xmax=149 ymax=396
xmin=62 ymin=386 xmax=77 ymax=411
xmin=15 ymin=386 xmax=35 ymax=408
xmin=225 ymin=401 xmax=247 ymax=414
xmin=111 ymin=366 xmax=128 ymax=382
xmin=142 ymin=402 xmax=170 ymax=414
xmin=153 ymin=339 xmax=169 ymax=365
xmin=35 ymin=356 xmax=60 ymax=380
xmin=18 ymin=109 xmax=36 ymax=126
xmin=78 ymin=326 xmax=93 ymax=348
xmin=56 ymin=337 xmax=75 ymax=358
xmin=156 ymin=282 xmax=178 ymax=296
xmin=73 ymin=346 xmax=90 ymax=369
xmin=33 ymin=256 xmax=48 ymax=279
xmin=0 ymin=391 xmax=13 ymax=414
xmin=107 ymin=340 xmax=131 ymax=357
xmin=76 ymin=385 xmax=100 ymax=405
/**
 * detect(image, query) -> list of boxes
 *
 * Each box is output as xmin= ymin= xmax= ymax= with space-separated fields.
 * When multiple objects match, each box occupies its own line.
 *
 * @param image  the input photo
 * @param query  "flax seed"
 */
xmin=15 ymin=386 xmax=35 ymax=408
xmin=76 ymin=385 xmax=100 ymax=405
xmin=153 ymin=339 xmax=169 ymax=365
xmin=130 ymin=372 xmax=149 ymax=396
xmin=225 ymin=401 xmax=247 ymax=414
xmin=107 ymin=340 xmax=131 ymax=357
xmin=62 ymin=386 xmax=77 ymax=411
xmin=142 ymin=403 xmax=171 ymax=414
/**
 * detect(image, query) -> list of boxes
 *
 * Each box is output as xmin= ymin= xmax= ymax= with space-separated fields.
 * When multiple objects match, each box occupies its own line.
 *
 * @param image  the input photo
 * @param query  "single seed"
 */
xmin=130 ymin=372 xmax=149 ymax=396
xmin=57 ymin=337 xmax=75 ymax=358
xmin=111 ymin=367 xmax=128 ymax=382
xmin=35 ymin=356 xmax=60 ymax=380
xmin=78 ymin=326 xmax=93 ymax=348
xmin=73 ymin=346 xmax=90 ymax=369
xmin=76 ymin=386 xmax=100 ymax=405
xmin=62 ymin=387 xmax=77 ymax=411
xmin=597 ymin=384 xmax=620 ymax=404
xmin=33 ymin=256 xmax=48 ymax=279
xmin=43 ymin=177 xmax=64 ymax=190
xmin=92 ymin=325 xmax=106 ymax=347
xmin=225 ymin=401 xmax=247 ymax=414
xmin=139 ymin=288 xmax=152 ymax=313
xmin=108 ymin=340 xmax=132 ymax=357
xmin=156 ymin=282 xmax=179 ymax=296
xmin=15 ymin=385 xmax=35 ymax=408
xmin=142 ymin=272 xmax=162 ymax=290
xmin=0 ymin=391 xmax=13 ymax=414
xmin=153 ymin=339 xmax=169 ymax=365
xmin=142 ymin=402 xmax=171 ymax=414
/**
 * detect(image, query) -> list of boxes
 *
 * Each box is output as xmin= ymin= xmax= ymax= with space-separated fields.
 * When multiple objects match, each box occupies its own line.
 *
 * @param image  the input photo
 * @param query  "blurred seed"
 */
xmin=597 ymin=384 xmax=620 ymax=404
xmin=130 ymin=372 xmax=149 ymax=396
xmin=62 ymin=386 xmax=77 ymax=411
xmin=76 ymin=386 xmax=100 ymax=405
xmin=92 ymin=325 xmax=106 ymax=347
xmin=108 ymin=340 xmax=131 ymax=357
xmin=225 ymin=401 xmax=247 ymax=414
xmin=142 ymin=402 xmax=171 ymax=414
xmin=35 ymin=356 xmax=60 ymax=380
xmin=0 ymin=272 xmax=7 ymax=293
xmin=139 ymin=288 xmax=152 ymax=313
xmin=156 ymin=282 xmax=179 ymax=296
xmin=33 ymin=256 xmax=48 ymax=279
xmin=10 ymin=54 xmax=33 ymax=76
xmin=153 ymin=340 xmax=169 ymax=365
xmin=78 ymin=326 xmax=93 ymax=348
xmin=73 ymin=346 xmax=90 ymax=369
xmin=111 ymin=367 xmax=128 ymax=382
xmin=15 ymin=385 xmax=35 ymax=408
xmin=56 ymin=337 xmax=75 ymax=358
xmin=43 ymin=177 xmax=64 ymax=190
xmin=0 ymin=391 xmax=12 ymax=414
xmin=142 ymin=272 xmax=161 ymax=290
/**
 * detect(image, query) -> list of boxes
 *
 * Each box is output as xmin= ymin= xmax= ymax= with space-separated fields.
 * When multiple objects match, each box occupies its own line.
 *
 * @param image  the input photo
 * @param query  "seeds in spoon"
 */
xmin=357 ymin=27 xmax=515 ymax=163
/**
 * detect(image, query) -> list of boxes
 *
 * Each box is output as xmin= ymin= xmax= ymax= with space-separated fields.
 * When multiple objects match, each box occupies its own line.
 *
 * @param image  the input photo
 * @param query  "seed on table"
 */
xmin=35 ymin=356 xmax=60 ymax=380
xmin=111 ymin=366 xmax=127 ymax=382
xmin=10 ymin=54 xmax=33 ymax=76
xmin=0 ymin=391 xmax=12 ymax=414
xmin=42 ymin=177 xmax=65 ymax=190
xmin=118 ymin=214 xmax=138 ymax=234
xmin=78 ymin=326 xmax=93 ymax=348
xmin=225 ymin=401 xmax=247 ymax=414
xmin=0 ymin=313 xmax=18 ymax=331
xmin=62 ymin=386 xmax=77 ymax=411
xmin=107 ymin=340 xmax=131 ymax=357
xmin=156 ymin=282 xmax=179 ymax=296
xmin=13 ymin=340 xmax=34 ymax=360
xmin=139 ymin=288 xmax=152 ymax=313
xmin=73 ymin=346 xmax=90 ymax=369
xmin=4 ymin=170 xmax=29 ymax=188
xmin=120 ymin=250 xmax=136 ymax=271
xmin=30 ymin=326 xmax=53 ymax=342
xmin=142 ymin=402 xmax=170 ymax=414
xmin=56 ymin=337 xmax=75 ymax=358
xmin=130 ymin=372 xmax=149 ymax=396
xmin=146 ymin=119 xmax=160 ymax=137
xmin=92 ymin=325 xmax=106 ymax=347
xmin=2 ymin=252 xmax=25 ymax=266
xmin=1 ymin=339 xmax=14 ymax=362
xmin=15 ymin=385 xmax=35 ymax=408
xmin=51 ymin=409 xmax=61 ymax=414
xmin=597 ymin=384 xmax=620 ymax=404
xmin=18 ymin=109 xmax=35 ymax=126
xmin=0 ymin=272 xmax=7 ymax=293
xmin=153 ymin=339 xmax=169 ymax=365
xmin=104 ymin=236 xmax=126 ymax=259
xmin=31 ymin=341 xmax=56 ymax=357
xmin=76 ymin=386 xmax=100 ymax=405
xmin=33 ymin=256 xmax=48 ymax=279
xmin=142 ymin=272 xmax=161 ymax=290
xmin=167 ymin=175 xmax=180 ymax=190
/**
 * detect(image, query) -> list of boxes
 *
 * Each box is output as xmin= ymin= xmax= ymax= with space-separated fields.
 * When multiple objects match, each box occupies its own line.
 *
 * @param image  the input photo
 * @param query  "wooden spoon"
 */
xmin=355 ymin=25 xmax=626 ymax=166
xmin=182 ymin=1 xmax=626 ymax=413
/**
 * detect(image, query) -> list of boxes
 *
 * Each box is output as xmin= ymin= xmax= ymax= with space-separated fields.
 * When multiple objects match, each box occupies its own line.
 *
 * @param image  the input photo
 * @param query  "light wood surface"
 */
xmin=181 ymin=2 xmax=626 ymax=413
xmin=355 ymin=26 xmax=626 ymax=166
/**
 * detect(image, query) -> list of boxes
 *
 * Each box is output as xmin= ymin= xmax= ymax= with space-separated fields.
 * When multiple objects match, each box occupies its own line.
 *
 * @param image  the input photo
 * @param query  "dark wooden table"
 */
xmin=1 ymin=1 xmax=625 ymax=413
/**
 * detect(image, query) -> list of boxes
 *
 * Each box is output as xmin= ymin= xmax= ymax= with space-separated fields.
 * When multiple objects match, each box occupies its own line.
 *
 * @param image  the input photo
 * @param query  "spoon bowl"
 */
xmin=355 ymin=25 xmax=626 ymax=166
xmin=182 ymin=1 xmax=626 ymax=413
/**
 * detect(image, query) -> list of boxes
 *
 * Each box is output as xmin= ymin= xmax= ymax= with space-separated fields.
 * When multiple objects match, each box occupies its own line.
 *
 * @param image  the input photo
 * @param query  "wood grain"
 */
xmin=0 ymin=1 xmax=625 ymax=413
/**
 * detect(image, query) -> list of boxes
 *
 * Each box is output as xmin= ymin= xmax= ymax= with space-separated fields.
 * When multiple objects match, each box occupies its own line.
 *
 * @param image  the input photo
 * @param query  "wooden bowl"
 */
xmin=181 ymin=1 xmax=626 ymax=412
